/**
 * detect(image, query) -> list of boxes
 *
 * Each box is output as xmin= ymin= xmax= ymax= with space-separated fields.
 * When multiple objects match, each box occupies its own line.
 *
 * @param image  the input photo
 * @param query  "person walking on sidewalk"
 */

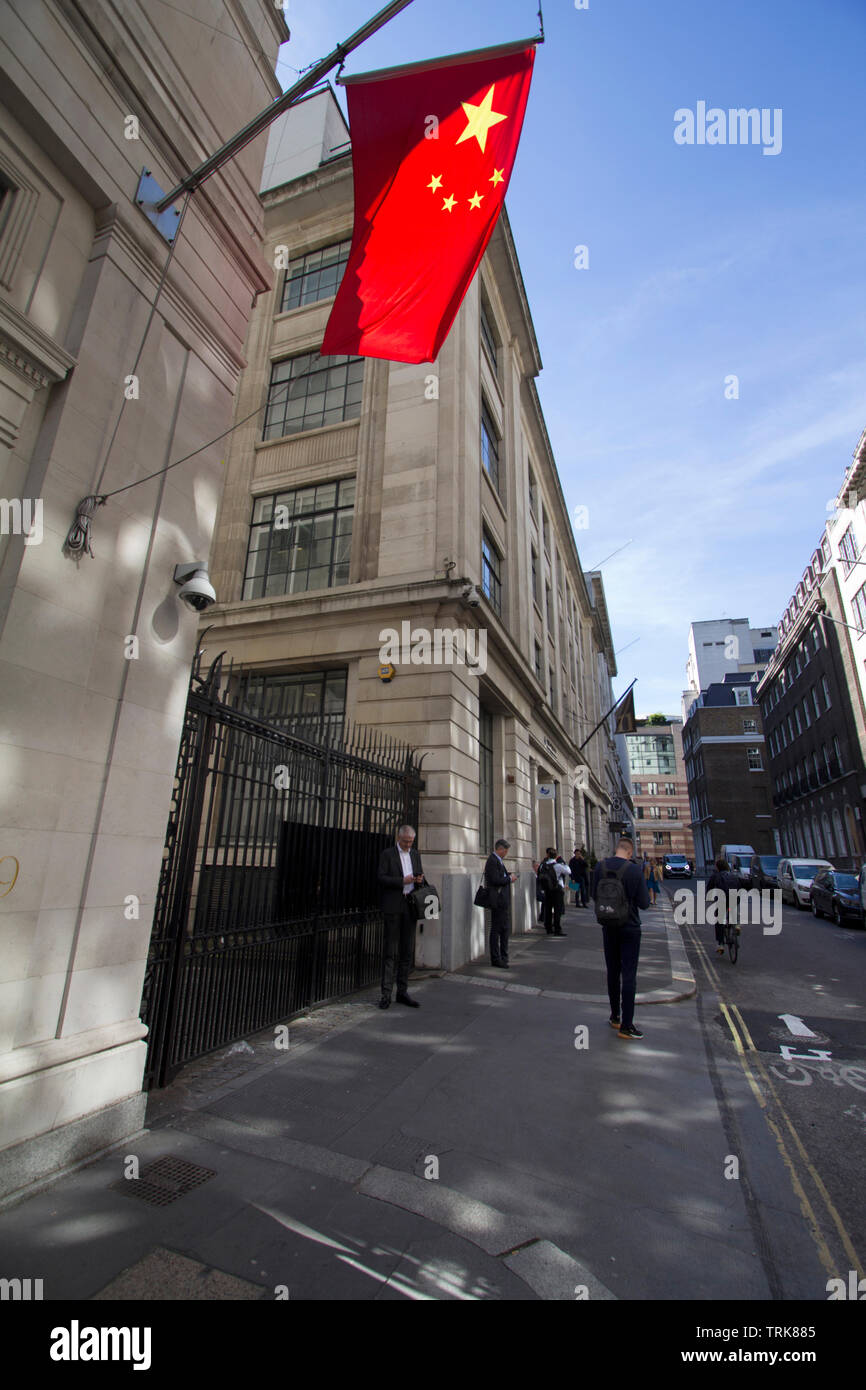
xmin=646 ymin=857 xmax=658 ymax=907
xmin=484 ymin=838 xmax=517 ymax=968
xmin=534 ymin=849 xmax=568 ymax=936
xmin=569 ymin=847 xmax=589 ymax=907
xmin=591 ymin=835 xmax=650 ymax=1040
xmin=377 ymin=825 xmax=424 ymax=1009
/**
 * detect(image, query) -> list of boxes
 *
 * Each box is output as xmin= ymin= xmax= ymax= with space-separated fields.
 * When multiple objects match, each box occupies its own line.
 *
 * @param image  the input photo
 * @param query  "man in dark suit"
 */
xmin=377 ymin=824 xmax=424 ymax=1009
xmin=484 ymin=838 xmax=517 ymax=968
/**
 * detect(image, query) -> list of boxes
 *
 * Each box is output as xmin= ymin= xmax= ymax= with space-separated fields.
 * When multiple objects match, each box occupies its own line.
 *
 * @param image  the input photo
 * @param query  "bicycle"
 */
xmin=722 ymin=915 xmax=739 ymax=963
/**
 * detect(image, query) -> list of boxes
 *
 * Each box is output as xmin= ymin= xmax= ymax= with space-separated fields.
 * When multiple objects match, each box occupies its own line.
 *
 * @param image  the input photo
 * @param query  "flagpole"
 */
xmin=578 ymin=678 xmax=637 ymax=753
xmin=150 ymin=0 xmax=417 ymax=216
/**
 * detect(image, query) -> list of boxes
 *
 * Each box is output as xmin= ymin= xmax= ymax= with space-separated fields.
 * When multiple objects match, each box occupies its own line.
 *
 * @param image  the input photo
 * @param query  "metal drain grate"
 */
xmin=112 ymin=1156 xmax=217 ymax=1207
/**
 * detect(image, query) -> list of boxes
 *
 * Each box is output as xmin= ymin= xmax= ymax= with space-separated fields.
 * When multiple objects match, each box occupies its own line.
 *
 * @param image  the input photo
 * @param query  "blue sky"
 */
xmin=279 ymin=0 xmax=866 ymax=716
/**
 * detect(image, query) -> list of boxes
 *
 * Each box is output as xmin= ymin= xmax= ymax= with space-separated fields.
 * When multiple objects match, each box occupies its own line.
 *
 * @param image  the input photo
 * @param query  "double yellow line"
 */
xmin=686 ymin=921 xmax=863 ymax=1284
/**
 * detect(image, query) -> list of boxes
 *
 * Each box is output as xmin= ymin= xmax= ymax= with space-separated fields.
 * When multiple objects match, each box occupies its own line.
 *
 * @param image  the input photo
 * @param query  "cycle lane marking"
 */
xmin=684 ymin=920 xmax=862 ymax=1283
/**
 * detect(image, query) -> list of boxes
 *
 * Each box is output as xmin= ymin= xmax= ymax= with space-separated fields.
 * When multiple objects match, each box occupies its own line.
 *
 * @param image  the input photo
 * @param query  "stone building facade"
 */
xmin=0 ymin=0 xmax=287 ymax=1199
xmin=203 ymin=88 xmax=627 ymax=970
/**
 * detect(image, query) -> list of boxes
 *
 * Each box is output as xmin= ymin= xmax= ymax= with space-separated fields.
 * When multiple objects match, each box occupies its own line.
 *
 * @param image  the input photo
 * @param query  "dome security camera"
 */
xmin=174 ymin=561 xmax=217 ymax=612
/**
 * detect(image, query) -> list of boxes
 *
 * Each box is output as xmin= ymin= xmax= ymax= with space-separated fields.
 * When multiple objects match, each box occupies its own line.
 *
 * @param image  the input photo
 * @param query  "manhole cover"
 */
xmin=112 ymin=1156 xmax=217 ymax=1206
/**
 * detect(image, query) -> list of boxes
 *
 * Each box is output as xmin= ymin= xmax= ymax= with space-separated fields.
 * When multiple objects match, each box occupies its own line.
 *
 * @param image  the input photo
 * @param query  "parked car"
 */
xmin=749 ymin=854 xmax=783 ymax=891
xmin=810 ymin=868 xmax=865 ymax=926
xmin=662 ymin=854 xmax=692 ymax=879
xmin=777 ymin=857 xmax=834 ymax=908
xmin=860 ymin=864 xmax=866 ymax=915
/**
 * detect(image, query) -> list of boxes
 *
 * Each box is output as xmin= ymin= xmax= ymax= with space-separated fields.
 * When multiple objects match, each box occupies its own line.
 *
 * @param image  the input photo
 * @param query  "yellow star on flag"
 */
xmin=442 ymin=194 xmax=456 ymax=213
xmin=468 ymin=191 xmax=484 ymax=210
xmin=456 ymin=85 xmax=507 ymax=153
xmin=427 ymin=174 xmax=443 ymax=193
xmin=490 ymin=168 xmax=504 ymax=186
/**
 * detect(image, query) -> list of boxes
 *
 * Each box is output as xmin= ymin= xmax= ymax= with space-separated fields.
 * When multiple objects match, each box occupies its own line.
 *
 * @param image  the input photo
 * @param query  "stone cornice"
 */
xmin=0 ymin=298 xmax=77 ymax=388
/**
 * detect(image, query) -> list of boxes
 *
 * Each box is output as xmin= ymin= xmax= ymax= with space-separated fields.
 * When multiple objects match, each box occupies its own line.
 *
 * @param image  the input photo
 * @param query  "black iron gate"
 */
xmin=140 ymin=653 xmax=423 ymax=1088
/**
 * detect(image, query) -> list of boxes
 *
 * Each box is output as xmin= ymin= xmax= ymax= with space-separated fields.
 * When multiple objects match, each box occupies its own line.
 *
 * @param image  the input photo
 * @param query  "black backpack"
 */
xmin=594 ymin=860 xmax=630 ymax=927
xmin=538 ymin=861 xmax=558 ymax=893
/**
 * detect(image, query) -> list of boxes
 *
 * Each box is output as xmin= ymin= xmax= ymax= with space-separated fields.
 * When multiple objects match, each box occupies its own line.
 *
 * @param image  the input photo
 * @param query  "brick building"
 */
xmin=682 ymin=676 xmax=776 ymax=872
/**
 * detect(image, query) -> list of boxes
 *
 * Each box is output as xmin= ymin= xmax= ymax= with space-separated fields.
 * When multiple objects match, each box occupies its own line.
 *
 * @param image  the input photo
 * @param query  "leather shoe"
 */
xmin=553 ymin=931 xmax=567 ymax=937
xmin=378 ymin=996 xmax=390 ymax=1009
xmin=395 ymin=992 xmax=420 ymax=1007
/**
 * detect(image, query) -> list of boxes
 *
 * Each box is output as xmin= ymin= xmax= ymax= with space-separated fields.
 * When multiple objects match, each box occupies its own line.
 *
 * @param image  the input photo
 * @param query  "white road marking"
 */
xmin=778 ymin=1013 xmax=818 ymax=1038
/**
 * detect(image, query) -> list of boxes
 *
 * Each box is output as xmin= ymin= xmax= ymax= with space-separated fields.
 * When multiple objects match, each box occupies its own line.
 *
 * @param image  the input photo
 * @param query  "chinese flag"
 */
xmin=321 ymin=40 xmax=537 ymax=364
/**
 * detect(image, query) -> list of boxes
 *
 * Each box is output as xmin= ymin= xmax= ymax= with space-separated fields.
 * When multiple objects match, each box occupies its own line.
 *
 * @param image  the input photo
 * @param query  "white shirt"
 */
xmin=549 ymin=859 xmax=570 ymax=885
xmin=399 ymin=847 xmax=414 ymax=893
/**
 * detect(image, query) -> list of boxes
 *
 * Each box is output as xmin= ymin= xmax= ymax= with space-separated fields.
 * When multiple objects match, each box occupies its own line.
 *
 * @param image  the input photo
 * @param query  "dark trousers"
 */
xmin=543 ymin=886 xmax=564 ymax=934
xmin=381 ymin=898 xmax=415 ymax=996
xmin=490 ymin=907 xmax=510 ymax=965
xmin=602 ymin=924 xmax=641 ymax=1027
xmin=575 ymin=878 xmax=588 ymax=907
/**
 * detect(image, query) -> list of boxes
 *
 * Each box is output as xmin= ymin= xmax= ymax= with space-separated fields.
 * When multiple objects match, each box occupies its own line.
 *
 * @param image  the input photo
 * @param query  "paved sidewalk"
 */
xmin=0 ymin=891 xmax=775 ymax=1303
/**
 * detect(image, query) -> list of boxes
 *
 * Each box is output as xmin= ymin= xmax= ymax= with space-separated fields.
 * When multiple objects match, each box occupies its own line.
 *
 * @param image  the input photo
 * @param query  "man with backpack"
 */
xmin=591 ymin=836 xmax=650 ymax=1040
xmin=535 ymin=848 xmax=568 ymax=936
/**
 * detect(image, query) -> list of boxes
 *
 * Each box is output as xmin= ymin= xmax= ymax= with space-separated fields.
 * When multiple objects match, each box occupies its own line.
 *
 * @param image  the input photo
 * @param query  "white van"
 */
xmin=720 ymin=844 xmax=755 ymax=884
xmin=777 ymin=857 xmax=834 ymax=908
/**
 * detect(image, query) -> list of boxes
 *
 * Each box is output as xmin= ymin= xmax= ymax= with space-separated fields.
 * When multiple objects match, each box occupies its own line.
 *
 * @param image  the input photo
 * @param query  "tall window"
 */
xmin=480 ymin=401 xmax=501 ymax=492
xmin=852 ymin=582 xmax=866 ymax=632
xmin=481 ymin=530 xmax=502 ymax=614
xmin=822 ymin=675 xmax=832 ymax=710
xmin=280 ymin=240 xmax=351 ymax=312
xmin=528 ymin=468 xmax=538 ymax=518
xmin=480 ymin=296 xmax=498 ymax=369
xmin=747 ymin=747 xmax=763 ymax=770
xmin=534 ymin=639 xmax=543 ymax=681
xmin=478 ymin=706 xmax=494 ymax=854
xmin=243 ymin=479 xmax=354 ymax=599
xmin=839 ymin=525 xmax=860 ymax=577
xmin=531 ymin=547 xmax=539 ymax=606
xmin=264 ymin=352 xmax=363 ymax=439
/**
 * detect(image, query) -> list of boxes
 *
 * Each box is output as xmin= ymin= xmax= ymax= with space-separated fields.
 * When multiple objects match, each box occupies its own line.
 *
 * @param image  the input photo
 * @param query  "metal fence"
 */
xmin=140 ymin=652 xmax=422 ymax=1088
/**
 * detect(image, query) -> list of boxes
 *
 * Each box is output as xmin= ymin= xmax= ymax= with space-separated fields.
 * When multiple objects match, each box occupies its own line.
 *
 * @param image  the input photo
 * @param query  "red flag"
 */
xmin=321 ymin=40 xmax=536 ymax=364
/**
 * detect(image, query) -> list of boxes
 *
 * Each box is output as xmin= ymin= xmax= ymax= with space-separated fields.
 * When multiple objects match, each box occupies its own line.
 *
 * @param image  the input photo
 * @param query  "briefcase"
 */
xmin=408 ymin=881 xmax=440 ymax=922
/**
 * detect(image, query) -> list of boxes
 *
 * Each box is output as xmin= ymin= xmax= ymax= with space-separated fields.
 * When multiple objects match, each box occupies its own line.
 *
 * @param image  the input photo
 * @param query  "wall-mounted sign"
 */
xmin=537 ymin=784 xmax=555 ymax=800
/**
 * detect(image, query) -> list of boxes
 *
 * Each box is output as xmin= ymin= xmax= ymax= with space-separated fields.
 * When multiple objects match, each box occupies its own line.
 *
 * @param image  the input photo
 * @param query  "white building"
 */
xmin=203 ymin=88 xmax=630 ymax=970
xmin=0 ymin=0 xmax=287 ymax=1200
xmin=683 ymin=618 xmax=778 ymax=720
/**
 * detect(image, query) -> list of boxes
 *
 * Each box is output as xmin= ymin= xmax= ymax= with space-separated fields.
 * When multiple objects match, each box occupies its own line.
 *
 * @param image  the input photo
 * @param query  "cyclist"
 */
xmin=706 ymin=856 xmax=739 ymax=955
